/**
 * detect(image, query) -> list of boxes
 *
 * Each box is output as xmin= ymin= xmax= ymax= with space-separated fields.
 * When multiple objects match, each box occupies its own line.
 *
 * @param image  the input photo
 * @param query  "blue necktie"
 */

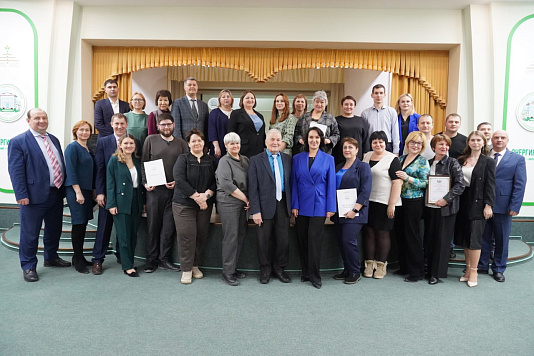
xmin=272 ymin=154 xmax=282 ymax=201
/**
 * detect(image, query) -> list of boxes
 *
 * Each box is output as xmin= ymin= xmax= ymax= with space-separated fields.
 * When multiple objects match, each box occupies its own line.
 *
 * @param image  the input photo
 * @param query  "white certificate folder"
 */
xmin=336 ymin=188 xmax=358 ymax=216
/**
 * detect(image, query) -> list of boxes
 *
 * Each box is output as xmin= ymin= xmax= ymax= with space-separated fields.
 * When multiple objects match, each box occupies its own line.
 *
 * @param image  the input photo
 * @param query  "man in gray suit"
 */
xmin=248 ymin=129 xmax=292 ymax=284
xmin=171 ymin=77 xmax=209 ymax=139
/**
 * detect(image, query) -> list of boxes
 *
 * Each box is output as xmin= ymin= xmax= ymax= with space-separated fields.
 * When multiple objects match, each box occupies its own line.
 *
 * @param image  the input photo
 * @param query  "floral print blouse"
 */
xmin=399 ymin=154 xmax=430 ymax=199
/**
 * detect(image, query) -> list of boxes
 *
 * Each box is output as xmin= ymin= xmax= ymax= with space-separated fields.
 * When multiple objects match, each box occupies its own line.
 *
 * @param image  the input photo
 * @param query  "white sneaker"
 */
xmin=192 ymin=266 xmax=203 ymax=279
xmin=181 ymin=271 xmax=192 ymax=284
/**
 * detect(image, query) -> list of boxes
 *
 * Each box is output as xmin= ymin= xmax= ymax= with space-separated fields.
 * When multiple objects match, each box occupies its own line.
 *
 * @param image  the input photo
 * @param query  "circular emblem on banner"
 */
xmin=516 ymin=92 xmax=534 ymax=132
xmin=0 ymin=84 xmax=26 ymax=123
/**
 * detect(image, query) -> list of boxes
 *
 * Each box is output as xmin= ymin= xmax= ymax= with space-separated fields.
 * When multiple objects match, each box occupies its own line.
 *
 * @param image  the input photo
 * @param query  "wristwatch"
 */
xmin=352 ymin=208 xmax=360 ymax=213
xmin=206 ymin=193 xmax=212 ymax=199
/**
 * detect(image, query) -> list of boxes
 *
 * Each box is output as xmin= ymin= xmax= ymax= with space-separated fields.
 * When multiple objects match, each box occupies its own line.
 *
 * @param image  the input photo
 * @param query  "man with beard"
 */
xmin=141 ymin=113 xmax=189 ymax=273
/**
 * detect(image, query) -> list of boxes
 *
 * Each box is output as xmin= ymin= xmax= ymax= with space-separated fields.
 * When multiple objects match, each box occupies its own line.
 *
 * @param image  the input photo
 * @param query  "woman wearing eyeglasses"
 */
xmin=393 ymin=131 xmax=430 ymax=282
xmin=126 ymin=92 xmax=149 ymax=148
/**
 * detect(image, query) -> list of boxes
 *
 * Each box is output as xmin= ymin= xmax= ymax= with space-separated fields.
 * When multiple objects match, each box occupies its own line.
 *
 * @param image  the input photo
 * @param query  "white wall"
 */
xmin=344 ymin=70 xmax=392 ymax=116
xmin=132 ymin=67 xmax=168 ymax=114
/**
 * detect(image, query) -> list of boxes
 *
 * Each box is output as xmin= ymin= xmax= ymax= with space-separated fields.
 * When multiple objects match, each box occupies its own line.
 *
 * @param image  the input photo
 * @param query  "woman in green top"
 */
xmin=126 ymin=92 xmax=149 ymax=148
xmin=269 ymin=93 xmax=298 ymax=156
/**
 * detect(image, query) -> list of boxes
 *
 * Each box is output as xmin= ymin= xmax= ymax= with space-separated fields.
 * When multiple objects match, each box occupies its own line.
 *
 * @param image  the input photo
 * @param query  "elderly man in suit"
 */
xmin=94 ymin=79 xmax=130 ymax=138
xmin=478 ymin=130 xmax=526 ymax=282
xmin=92 ymin=113 xmax=130 ymax=274
xmin=171 ymin=77 xmax=209 ymax=139
xmin=249 ymin=129 xmax=292 ymax=284
xmin=8 ymin=108 xmax=71 ymax=282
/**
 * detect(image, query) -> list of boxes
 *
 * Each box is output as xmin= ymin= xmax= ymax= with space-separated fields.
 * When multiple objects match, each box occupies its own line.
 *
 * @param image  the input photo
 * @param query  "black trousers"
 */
xmin=146 ymin=187 xmax=175 ymax=262
xmin=256 ymin=196 xmax=290 ymax=275
xmin=395 ymin=198 xmax=425 ymax=277
xmin=296 ymin=216 xmax=325 ymax=284
xmin=424 ymin=207 xmax=456 ymax=278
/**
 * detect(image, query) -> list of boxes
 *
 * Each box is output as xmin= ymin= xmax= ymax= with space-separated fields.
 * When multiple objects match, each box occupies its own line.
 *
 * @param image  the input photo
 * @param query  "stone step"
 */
xmin=1 ymin=225 xmax=112 ymax=254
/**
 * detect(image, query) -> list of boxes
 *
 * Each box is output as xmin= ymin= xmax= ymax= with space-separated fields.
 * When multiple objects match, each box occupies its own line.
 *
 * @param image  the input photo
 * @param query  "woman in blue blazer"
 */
xmin=291 ymin=127 xmax=336 ymax=289
xmin=106 ymin=134 xmax=145 ymax=277
xmin=331 ymin=137 xmax=372 ymax=284
xmin=395 ymin=94 xmax=421 ymax=155
xmin=65 ymin=120 xmax=95 ymax=274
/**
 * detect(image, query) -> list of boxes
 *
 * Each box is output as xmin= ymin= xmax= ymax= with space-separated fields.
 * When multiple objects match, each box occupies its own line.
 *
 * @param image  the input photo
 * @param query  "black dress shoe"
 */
xmin=428 ymin=276 xmax=439 ymax=285
xmin=344 ymin=273 xmax=361 ymax=284
xmin=222 ymin=273 xmax=238 ymax=286
xmin=301 ymin=275 xmax=309 ymax=282
xmin=333 ymin=270 xmax=349 ymax=280
xmin=404 ymin=275 xmax=423 ymax=283
xmin=74 ymin=263 xmax=90 ymax=274
xmin=260 ymin=274 xmax=270 ymax=284
xmin=311 ymin=281 xmax=322 ymax=289
xmin=234 ymin=270 xmax=246 ymax=279
xmin=23 ymin=268 xmax=39 ymax=282
xmin=124 ymin=270 xmax=139 ymax=277
xmin=144 ymin=260 xmax=157 ymax=273
xmin=44 ymin=257 xmax=71 ymax=267
xmin=493 ymin=272 xmax=505 ymax=282
xmin=158 ymin=261 xmax=180 ymax=271
xmin=273 ymin=270 xmax=290 ymax=283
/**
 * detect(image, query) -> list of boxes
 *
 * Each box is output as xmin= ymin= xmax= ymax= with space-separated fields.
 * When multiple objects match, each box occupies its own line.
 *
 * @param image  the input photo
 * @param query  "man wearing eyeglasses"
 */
xmin=141 ymin=113 xmax=189 ymax=273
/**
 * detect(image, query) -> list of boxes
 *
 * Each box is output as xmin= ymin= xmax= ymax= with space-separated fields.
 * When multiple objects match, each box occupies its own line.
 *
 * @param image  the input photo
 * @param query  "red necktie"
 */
xmin=41 ymin=135 xmax=63 ymax=188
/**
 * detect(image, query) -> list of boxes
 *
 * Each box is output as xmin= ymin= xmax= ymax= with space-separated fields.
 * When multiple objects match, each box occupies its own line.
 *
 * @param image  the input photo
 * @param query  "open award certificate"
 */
xmin=427 ymin=175 xmax=451 ymax=205
xmin=143 ymin=159 xmax=167 ymax=187
xmin=336 ymin=188 xmax=358 ymax=216
xmin=309 ymin=121 xmax=327 ymax=136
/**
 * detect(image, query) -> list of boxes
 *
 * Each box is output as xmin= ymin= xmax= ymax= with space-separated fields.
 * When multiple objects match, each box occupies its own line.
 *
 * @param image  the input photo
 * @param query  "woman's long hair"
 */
xmin=458 ymin=130 xmax=489 ymax=162
xmin=303 ymin=126 xmax=326 ymax=152
xmin=270 ymin=93 xmax=290 ymax=125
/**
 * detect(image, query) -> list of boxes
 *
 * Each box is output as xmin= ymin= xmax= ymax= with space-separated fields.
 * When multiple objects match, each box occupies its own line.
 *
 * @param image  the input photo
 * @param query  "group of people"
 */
xmin=7 ymin=79 xmax=526 ymax=290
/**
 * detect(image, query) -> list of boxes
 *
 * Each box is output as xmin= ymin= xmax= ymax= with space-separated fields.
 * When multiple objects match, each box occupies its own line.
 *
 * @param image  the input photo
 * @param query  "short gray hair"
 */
xmin=224 ymin=132 xmax=241 ymax=145
xmin=312 ymin=90 xmax=328 ymax=106
xmin=266 ymin=128 xmax=282 ymax=139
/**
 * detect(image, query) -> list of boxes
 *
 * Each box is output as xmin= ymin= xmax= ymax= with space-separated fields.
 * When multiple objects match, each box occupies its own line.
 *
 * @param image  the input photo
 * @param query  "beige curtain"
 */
xmin=92 ymin=47 xmax=449 ymax=117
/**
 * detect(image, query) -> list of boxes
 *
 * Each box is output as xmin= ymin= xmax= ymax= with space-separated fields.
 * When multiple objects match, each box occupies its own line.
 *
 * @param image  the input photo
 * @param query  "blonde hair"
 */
xmin=395 ymin=93 xmax=415 ymax=116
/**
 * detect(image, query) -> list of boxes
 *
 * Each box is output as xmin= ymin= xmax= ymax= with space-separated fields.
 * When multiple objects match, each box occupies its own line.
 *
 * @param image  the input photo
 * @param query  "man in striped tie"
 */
xmin=8 ymin=108 xmax=70 ymax=282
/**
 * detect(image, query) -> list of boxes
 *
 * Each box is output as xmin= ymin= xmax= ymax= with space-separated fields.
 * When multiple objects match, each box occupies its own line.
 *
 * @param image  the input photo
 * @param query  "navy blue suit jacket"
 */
xmin=331 ymin=159 xmax=372 ymax=224
xmin=291 ymin=149 xmax=336 ymax=216
xmin=493 ymin=150 xmax=527 ymax=214
xmin=8 ymin=130 xmax=65 ymax=204
xmin=94 ymin=99 xmax=130 ymax=137
xmin=248 ymin=151 xmax=292 ymax=219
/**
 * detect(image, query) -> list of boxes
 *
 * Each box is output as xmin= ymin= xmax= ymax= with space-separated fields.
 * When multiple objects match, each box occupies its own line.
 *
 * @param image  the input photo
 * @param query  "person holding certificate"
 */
xmin=393 ymin=131 xmax=430 ymax=282
xmin=455 ymin=131 xmax=495 ymax=287
xmin=215 ymin=132 xmax=250 ymax=286
xmin=141 ymin=113 xmax=188 ymax=273
xmin=362 ymin=131 xmax=402 ymax=279
xmin=295 ymin=90 xmax=340 ymax=154
xmin=331 ymin=137 xmax=372 ymax=284
xmin=291 ymin=127 xmax=336 ymax=289
xmin=172 ymin=128 xmax=217 ymax=284
xmin=106 ymin=134 xmax=145 ymax=277
xmin=424 ymin=134 xmax=464 ymax=285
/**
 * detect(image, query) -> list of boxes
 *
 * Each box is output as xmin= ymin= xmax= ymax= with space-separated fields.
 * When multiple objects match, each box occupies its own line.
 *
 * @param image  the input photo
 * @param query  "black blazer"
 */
xmin=458 ymin=155 xmax=496 ymax=220
xmin=228 ymin=108 xmax=266 ymax=158
xmin=248 ymin=151 xmax=292 ymax=219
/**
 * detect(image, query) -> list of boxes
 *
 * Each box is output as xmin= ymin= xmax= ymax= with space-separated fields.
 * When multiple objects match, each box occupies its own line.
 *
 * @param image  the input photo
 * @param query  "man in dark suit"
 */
xmin=478 ymin=130 xmax=527 ymax=282
xmin=92 ymin=113 xmax=129 ymax=274
xmin=8 ymin=108 xmax=71 ymax=282
xmin=171 ymin=77 xmax=209 ymax=139
xmin=248 ymin=129 xmax=292 ymax=284
xmin=94 ymin=79 xmax=130 ymax=138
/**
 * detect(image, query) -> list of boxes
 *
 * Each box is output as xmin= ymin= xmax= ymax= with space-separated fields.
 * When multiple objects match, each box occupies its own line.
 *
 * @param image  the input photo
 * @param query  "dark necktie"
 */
xmin=191 ymin=99 xmax=199 ymax=119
